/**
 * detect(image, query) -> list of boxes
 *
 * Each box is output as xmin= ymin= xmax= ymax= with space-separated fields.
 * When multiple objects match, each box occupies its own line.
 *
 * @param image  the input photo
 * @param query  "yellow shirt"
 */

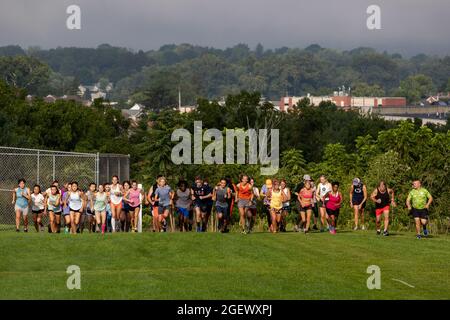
xmin=270 ymin=190 xmax=283 ymax=210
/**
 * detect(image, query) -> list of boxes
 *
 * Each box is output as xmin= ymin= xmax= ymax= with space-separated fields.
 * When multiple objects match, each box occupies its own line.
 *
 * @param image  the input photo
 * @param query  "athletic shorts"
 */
xmin=248 ymin=208 xmax=257 ymax=216
xmin=86 ymin=208 xmax=94 ymax=216
xmin=282 ymin=205 xmax=291 ymax=212
xmin=110 ymin=202 xmax=122 ymax=210
xmin=375 ymin=205 xmax=390 ymax=216
xmin=215 ymin=205 xmax=228 ymax=216
xmin=69 ymin=207 xmax=82 ymax=213
xmin=271 ymin=207 xmax=282 ymax=214
xmin=32 ymin=209 xmax=44 ymax=215
xmin=352 ymin=199 xmax=366 ymax=209
xmin=15 ymin=205 xmax=29 ymax=215
xmin=177 ymin=207 xmax=190 ymax=218
xmin=326 ymin=208 xmax=340 ymax=217
xmin=158 ymin=205 xmax=170 ymax=215
xmin=300 ymin=204 xmax=313 ymax=212
xmin=193 ymin=202 xmax=208 ymax=212
xmin=412 ymin=208 xmax=428 ymax=220
xmin=237 ymin=199 xmax=252 ymax=209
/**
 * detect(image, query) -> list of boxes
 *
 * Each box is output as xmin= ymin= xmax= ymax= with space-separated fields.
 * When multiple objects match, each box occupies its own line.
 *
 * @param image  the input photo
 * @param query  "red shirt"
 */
xmin=326 ymin=192 xmax=342 ymax=211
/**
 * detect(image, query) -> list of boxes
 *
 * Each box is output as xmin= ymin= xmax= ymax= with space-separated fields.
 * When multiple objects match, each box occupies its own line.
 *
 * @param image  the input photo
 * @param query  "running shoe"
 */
xmin=24 ymin=228 xmax=28 ymax=233
xmin=16 ymin=228 xmax=20 ymax=232
xmin=376 ymin=230 xmax=381 ymax=236
xmin=416 ymin=234 xmax=422 ymax=240
xmin=331 ymin=229 xmax=336 ymax=235
xmin=293 ymin=225 xmax=299 ymax=232
xmin=320 ymin=228 xmax=324 ymax=233
xmin=423 ymin=229 xmax=429 ymax=237
xmin=383 ymin=230 xmax=389 ymax=236
xmin=312 ymin=225 xmax=318 ymax=230
xmin=353 ymin=226 xmax=358 ymax=231
xmin=361 ymin=225 xmax=366 ymax=230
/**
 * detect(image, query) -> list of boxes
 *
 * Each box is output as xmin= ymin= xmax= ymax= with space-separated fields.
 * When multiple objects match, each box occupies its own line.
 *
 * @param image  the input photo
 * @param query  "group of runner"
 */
xmin=12 ymin=174 xmax=433 ymax=239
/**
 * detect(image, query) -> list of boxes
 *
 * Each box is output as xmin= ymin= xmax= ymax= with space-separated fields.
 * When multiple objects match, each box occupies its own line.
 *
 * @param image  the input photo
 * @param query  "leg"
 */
xmin=15 ymin=209 xmax=21 ymax=230
xmin=414 ymin=218 xmax=421 ymax=235
xmin=33 ymin=214 xmax=39 ymax=232
xmin=49 ymin=212 xmax=56 ymax=233
xmin=383 ymin=210 xmax=389 ymax=232
xmin=55 ymin=214 xmax=61 ymax=233
xmin=306 ymin=210 xmax=312 ymax=232
xmin=238 ymin=206 xmax=245 ymax=231
xmin=270 ymin=210 xmax=277 ymax=233
xmin=353 ymin=206 xmax=359 ymax=229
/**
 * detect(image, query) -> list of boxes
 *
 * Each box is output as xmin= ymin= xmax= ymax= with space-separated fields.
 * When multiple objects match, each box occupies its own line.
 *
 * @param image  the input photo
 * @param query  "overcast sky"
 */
xmin=1 ymin=0 xmax=449 ymax=56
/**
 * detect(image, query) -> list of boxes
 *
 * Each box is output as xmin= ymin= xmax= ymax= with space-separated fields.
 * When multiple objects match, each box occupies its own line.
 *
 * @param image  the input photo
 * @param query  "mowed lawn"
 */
xmin=0 ymin=230 xmax=449 ymax=300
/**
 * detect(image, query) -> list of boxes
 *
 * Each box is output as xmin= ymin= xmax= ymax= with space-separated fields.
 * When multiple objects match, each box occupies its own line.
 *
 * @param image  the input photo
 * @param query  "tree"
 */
xmin=396 ymin=74 xmax=435 ymax=104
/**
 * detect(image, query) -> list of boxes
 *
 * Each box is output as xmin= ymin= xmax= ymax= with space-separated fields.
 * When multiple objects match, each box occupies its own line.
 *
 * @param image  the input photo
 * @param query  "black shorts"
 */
xmin=352 ymin=199 xmax=366 ymax=209
xmin=412 ymin=208 xmax=428 ymax=220
xmin=32 ymin=209 xmax=44 ymax=215
xmin=326 ymin=208 xmax=340 ymax=217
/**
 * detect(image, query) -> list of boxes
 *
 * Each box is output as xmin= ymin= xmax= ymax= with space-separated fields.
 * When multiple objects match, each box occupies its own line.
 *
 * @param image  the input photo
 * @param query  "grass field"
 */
xmin=0 ymin=230 xmax=449 ymax=300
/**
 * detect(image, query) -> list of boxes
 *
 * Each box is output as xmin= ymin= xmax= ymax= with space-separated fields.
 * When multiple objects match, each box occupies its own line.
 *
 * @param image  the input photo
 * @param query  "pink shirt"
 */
xmin=326 ymin=192 xmax=342 ymax=211
xmin=128 ymin=189 xmax=141 ymax=207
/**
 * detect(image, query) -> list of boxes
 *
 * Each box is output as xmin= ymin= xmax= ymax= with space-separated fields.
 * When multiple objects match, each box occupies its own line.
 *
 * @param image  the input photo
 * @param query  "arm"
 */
xmin=12 ymin=189 xmax=16 ymax=204
xmin=389 ymin=188 xmax=396 ymax=207
xmin=406 ymin=193 xmax=412 ymax=210
xmin=361 ymin=185 xmax=368 ymax=205
xmin=425 ymin=193 xmax=433 ymax=209
xmin=212 ymin=188 xmax=217 ymax=201
xmin=55 ymin=194 xmax=61 ymax=207
xmin=370 ymin=189 xmax=378 ymax=203
xmin=349 ymin=185 xmax=353 ymax=206
xmin=23 ymin=188 xmax=31 ymax=201
xmin=235 ymin=183 xmax=240 ymax=202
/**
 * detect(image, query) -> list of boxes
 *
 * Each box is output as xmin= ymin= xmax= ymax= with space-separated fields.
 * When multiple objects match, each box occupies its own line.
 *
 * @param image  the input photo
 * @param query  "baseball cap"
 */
xmin=265 ymin=179 xmax=273 ymax=188
xmin=352 ymin=178 xmax=360 ymax=186
xmin=303 ymin=174 xmax=312 ymax=181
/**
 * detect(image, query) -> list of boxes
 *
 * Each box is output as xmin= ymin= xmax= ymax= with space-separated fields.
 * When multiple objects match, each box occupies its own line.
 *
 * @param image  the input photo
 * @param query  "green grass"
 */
xmin=0 ymin=230 xmax=449 ymax=300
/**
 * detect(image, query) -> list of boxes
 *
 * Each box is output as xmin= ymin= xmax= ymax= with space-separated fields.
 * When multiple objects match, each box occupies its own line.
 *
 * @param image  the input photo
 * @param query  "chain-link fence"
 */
xmin=0 ymin=146 xmax=129 ymax=231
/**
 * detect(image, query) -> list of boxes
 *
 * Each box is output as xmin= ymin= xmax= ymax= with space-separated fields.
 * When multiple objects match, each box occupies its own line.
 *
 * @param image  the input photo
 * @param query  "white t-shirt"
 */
xmin=31 ymin=193 xmax=45 ymax=211
xmin=318 ymin=183 xmax=332 ymax=198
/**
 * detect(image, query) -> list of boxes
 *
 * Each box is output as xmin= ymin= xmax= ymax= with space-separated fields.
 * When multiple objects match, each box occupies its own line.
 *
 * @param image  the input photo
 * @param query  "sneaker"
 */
xmin=416 ymin=234 xmax=422 ymax=240
xmin=361 ymin=226 xmax=366 ymax=231
xmin=312 ymin=225 xmax=318 ymax=230
xmin=331 ymin=229 xmax=337 ymax=235
xmin=383 ymin=230 xmax=389 ymax=236
xmin=353 ymin=226 xmax=358 ymax=231
xmin=16 ymin=228 xmax=20 ymax=232
xmin=293 ymin=225 xmax=299 ymax=232
xmin=64 ymin=227 xmax=69 ymax=234
xmin=423 ymin=229 xmax=429 ymax=237
xmin=320 ymin=228 xmax=325 ymax=233
xmin=24 ymin=228 xmax=28 ymax=233
xmin=376 ymin=230 xmax=381 ymax=236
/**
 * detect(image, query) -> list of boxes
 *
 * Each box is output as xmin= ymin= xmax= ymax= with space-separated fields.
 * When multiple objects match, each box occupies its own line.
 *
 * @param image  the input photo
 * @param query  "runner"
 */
xmin=47 ymin=184 xmax=62 ymax=233
xmin=191 ymin=176 xmax=211 ymax=232
xmin=30 ymin=185 xmax=45 ymax=232
xmin=121 ymin=181 xmax=132 ymax=232
xmin=224 ymin=176 xmax=236 ymax=233
xmin=65 ymin=182 xmax=85 ymax=235
xmin=261 ymin=179 xmax=273 ymax=232
xmin=325 ymin=182 xmax=342 ymax=235
xmin=350 ymin=178 xmax=368 ymax=230
xmin=85 ymin=183 xmax=97 ymax=233
xmin=109 ymin=176 xmax=123 ymax=232
xmin=298 ymin=179 xmax=314 ymax=233
xmin=147 ymin=175 xmax=163 ymax=232
xmin=247 ymin=178 xmax=260 ymax=233
xmin=202 ymin=178 xmax=214 ymax=232
xmin=268 ymin=179 xmax=285 ymax=233
xmin=104 ymin=184 xmax=112 ymax=232
xmin=155 ymin=176 xmax=174 ymax=232
xmin=92 ymin=183 xmax=109 ymax=234
xmin=175 ymin=180 xmax=191 ymax=232
xmin=61 ymin=182 xmax=71 ymax=234
xmin=235 ymin=175 xmax=253 ymax=234
xmin=128 ymin=180 xmax=143 ymax=233
xmin=213 ymin=178 xmax=231 ymax=233
xmin=316 ymin=175 xmax=332 ymax=232
xmin=406 ymin=180 xmax=433 ymax=239
xmin=370 ymin=181 xmax=396 ymax=236
xmin=12 ymin=179 xmax=30 ymax=232
xmin=280 ymin=179 xmax=291 ymax=233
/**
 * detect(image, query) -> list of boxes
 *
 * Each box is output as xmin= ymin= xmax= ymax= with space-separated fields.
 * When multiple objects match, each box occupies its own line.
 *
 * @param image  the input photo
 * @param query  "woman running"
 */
xmin=65 ymin=182 xmax=85 ymax=234
xmin=92 ymin=183 xmax=109 ymax=234
xmin=175 ymin=181 xmax=191 ymax=232
xmin=147 ymin=175 xmax=163 ymax=232
xmin=280 ymin=179 xmax=291 ymax=233
xmin=128 ymin=180 xmax=143 ymax=233
xmin=31 ymin=185 xmax=45 ymax=232
xmin=350 ymin=178 xmax=368 ymax=230
xmin=47 ymin=184 xmax=62 ymax=233
xmin=246 ymin=178 xmax=260 ymax=234
xmin=61 ymin=183 xmax=71 ymax=234
xmin=316 ymin=175 xmax=332 ymax=232
xmin=261 ymin=179 xmax=273 ymax=232
xmin=268 ymin=179 xmax=285 ymax=233
xmin=235 ymin=175 xmax=253 ymax=234
xmin=109 ymin=176 xmax=123 ymax=232
xmin=191 ymin=176 xmax=210 ymax=233
xmin=155 ymin=176 xmax=174 ymax=232
xmin=298 ymin=180 xmax=314 ymax=233
xmin=12 ymin=179 xmax=30 ymax=232
xmin=213 ymin=178 xmax=231 ymax=233
xmin=85 ymin=183 xmax=97 ymax=233
xmin=370 ymin=181 xmax=395 ymax=236
xmin=105 ymin=184 xmax=112 ymax=232
xmin=325 ymin=182 xmax=342 ymax=235
xmin=121 ymin=181 xmax=132 ymax=232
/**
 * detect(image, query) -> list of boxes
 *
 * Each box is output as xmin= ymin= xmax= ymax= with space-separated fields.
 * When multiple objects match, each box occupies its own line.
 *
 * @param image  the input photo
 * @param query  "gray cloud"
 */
xmin=1 ymin=0 xmax=449 ymax=55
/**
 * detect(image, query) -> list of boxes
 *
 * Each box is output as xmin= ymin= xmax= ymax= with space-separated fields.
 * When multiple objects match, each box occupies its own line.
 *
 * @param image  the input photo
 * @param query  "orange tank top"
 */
xmin=238 ymin=183 xmax=252 ymax=200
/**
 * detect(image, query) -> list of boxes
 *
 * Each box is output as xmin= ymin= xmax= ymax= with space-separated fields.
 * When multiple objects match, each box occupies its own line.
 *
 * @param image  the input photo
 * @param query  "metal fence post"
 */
xmin=96 ymin=153 xmax=100 ymax=185
xmin=37 ymin=150 xmax=40 ymax=185
xmin=52 ymin=155 xmax=56 ymax=181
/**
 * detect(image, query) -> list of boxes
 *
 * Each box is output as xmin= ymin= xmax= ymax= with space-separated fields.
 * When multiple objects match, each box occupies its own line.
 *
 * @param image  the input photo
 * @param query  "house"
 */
xmin=121 ymin=104 xmax=146 ymax=125
xmin=44 ymin=95 xmax=57 ymax=103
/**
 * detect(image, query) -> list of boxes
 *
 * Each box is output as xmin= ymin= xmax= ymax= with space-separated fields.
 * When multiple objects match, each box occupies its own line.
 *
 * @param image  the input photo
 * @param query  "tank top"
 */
xmin=128 ymin=188 xmax=141 ymax=207
xmin=15 ymin=188 xmax=29 ymax=208
xmin=110 ymin=184 xmax=123 ymax=205
xmin=318 ymin=183 xmax=331 ymax=198
xmin=47 ymin=194 xmax=61 ymax=212
xmin=69 ymin=191 xmax=82 ymax=211
xmin=375 ymin=188 xmax=390 ymax=209
xmin=352 ymin=183 xmax=364 ymax=201
xmin=299 ymin=188 xmax=314 ymax=206
xmin=238 ymin=183 xmax=252 ymax=200
xmin=326 ymin=192 xmax=342 ymax=211
xmin=215 ymin=187 xmax=228 ymax=207
xmin=31 ymin=193 xmax=45 ymax=211
xmin=85 ymin=191 xmax=94 ymax=209
xmin=94 ymin=192 xmax=107 ymax=212
xmin=270 ymin=190 xmax=283 ymax=210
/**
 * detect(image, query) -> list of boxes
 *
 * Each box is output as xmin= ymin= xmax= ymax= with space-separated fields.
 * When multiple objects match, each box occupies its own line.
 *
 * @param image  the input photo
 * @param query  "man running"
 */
xmin=406 ymin=180 xmax=433 ymax=239
xmin=316 ymin=175 xmax=332 ymax=232
xmin=370 ymin=181 xmax=396 ymax=236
